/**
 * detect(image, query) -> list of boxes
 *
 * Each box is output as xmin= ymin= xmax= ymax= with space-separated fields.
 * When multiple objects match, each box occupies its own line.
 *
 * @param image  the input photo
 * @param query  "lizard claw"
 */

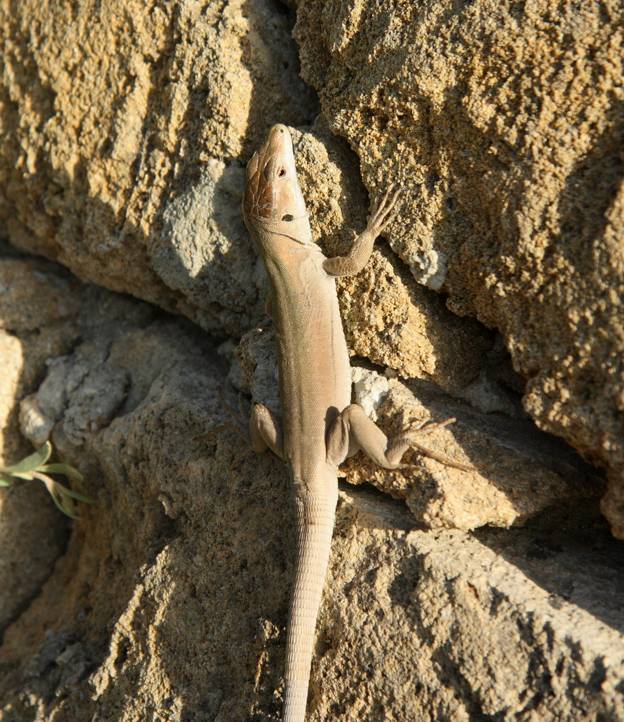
xmin=368 ymin=183 xmax=401 ymax=234
xmin=400 ymin=416 xmax=457 ymax=437
xmin=411 ymin=441 xmax=475 ymax=472
xmin=397 ymin=417 xmax=473 ymax=471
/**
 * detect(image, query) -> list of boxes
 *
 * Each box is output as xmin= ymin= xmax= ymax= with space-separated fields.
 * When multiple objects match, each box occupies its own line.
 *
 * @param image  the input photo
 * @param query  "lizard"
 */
xmin=242 ymin=124 xmax=471 ymax=722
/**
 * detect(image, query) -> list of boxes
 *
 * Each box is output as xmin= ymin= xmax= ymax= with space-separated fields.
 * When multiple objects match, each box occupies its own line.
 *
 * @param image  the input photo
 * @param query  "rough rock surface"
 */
xmin=0 ymin=0 xmax=495 ymax=392
xmin=232 ymin=329 xmax=597 ymax=531
xmin=316 ymin=499 xmax=624 ymax=722
xmin=1 ymin=0 xmax=623 ymax=717
xmin=0 ymin=260 xmax=622 ymax=721
xmin=0 ymin=0 xmax=316 ymax=335
xmin=291 ymin=0 xmax=624 ymax=536
xmin=0 ymin=250 xmax=80 ymax=637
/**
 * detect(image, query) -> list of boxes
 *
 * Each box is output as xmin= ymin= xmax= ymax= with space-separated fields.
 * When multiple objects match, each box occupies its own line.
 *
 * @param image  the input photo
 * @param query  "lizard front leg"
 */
xmin=323 ymin=186 xmax=400 ymax=277
xmin=326 ymin=403 xmax=473 ymax=471
xmin=250 ymin=403 xmax=284 ymax=459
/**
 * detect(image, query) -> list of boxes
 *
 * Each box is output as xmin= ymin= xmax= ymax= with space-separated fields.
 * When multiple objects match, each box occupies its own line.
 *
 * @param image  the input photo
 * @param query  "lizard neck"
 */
xmin=249 ymin=216 xmax=314 ymax=255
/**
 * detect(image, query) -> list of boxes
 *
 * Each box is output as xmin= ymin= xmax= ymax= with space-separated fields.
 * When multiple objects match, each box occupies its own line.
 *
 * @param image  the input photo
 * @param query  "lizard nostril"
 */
xmin=278 ymin=169 xmax=285 ymax=177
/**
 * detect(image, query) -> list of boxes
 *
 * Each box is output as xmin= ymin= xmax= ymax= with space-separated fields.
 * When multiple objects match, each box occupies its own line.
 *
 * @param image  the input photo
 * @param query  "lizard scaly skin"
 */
xmin=243 ymin=124 xmax=470 ymax=721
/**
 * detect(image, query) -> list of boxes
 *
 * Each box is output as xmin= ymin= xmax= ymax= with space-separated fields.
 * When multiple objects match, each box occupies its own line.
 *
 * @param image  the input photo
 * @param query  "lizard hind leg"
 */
xmin=326 ymin=403 xmax=473 ymax=471
xmin=250 ymin=402 xmax=284 ymax=460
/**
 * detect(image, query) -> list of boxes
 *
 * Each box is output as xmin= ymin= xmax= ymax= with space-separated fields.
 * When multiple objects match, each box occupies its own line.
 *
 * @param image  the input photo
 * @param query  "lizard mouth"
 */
xmin=243 ymin=125 xmax=307 ymax=224
xmin=265 ymin=123 xmax=291 ymax=153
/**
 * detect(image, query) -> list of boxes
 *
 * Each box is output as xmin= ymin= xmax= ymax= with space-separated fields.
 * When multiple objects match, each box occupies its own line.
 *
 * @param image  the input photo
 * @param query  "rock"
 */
xmin=0 ymin=0 xmax=316 ymax=335
xmin=291 ymin=0 xmax=624 ymax=536
xmin=0 ymin=0 xmax=499 ymax=387
xmin=233 ymin=330 xmax=597 ymax=530
xmin=312 ymin=494 xmax=624 ymax=721
xmin=0 ymin=258 xmax=620 ymax=719
xmin=0 ymin=297 xmax=622 ymax=717
xmin=284 ymin=121 xmax=495 ymax=394
xmin=0 ymin=482 xmax=68 ymax=643
xmin=348 ymin=369 xmax=598 ymax=530
xmin=0 ymin=251 xmax=82 ymax=638
xmin=0 ymin=275 xmax=291 ymax=720
xmin=0 ymin=248 xmax=158 ymax=644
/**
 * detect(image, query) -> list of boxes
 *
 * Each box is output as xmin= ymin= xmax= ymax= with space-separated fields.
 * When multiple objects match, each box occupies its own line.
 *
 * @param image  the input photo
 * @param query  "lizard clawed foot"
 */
xmin=410 ymin=441 xmax=475 ymax=472
xmin=399 ymin=417 xmax=474 ymax=472
xmin=367 ymin=183 xmax=401 ymax=235
xmin=402 ymin=416 xmax=457 ymax=436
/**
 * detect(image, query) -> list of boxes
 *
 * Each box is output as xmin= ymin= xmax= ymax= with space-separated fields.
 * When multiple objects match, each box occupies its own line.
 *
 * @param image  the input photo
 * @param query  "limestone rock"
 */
xmin=1 ymin=280 xmax=289 ymax=721
xmin=0 ymin=0 xmax=316 ymax=335
xmin=0 ymin=291 xmax=621 ymax=717
xmin=0 ymin=248 xmax=160 ymax=643
xmin=0 ymin=483 xmax=68 ymax=642
xmin=0 ymin=0 xmax=499 ymax=389
xmin=291 ymin=0 xmax=624 ymax=536
xmin=347 ymin=368 xmax=598 ymax=530
xmin=0 ymin=252 xmax=81 ymax=639
xmin=312 ymin=496 xmax=624 ymax=721
xmin=233 ymin=329 xmax=597 ymax=530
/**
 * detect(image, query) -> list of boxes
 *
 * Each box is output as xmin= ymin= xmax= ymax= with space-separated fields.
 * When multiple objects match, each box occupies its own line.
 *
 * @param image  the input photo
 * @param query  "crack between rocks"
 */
xmin=0 ymin=523 xmax=70 ymax=647
xmin=337 ymin=479 xmax=417 ymax=532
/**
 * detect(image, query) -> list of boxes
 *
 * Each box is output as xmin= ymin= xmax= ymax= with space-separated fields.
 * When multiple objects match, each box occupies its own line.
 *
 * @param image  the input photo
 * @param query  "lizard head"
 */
xmin=243 ymin=124 xmax=311 ymax=243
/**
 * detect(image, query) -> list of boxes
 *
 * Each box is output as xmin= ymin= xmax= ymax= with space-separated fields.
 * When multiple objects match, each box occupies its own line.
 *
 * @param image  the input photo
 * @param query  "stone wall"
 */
xmin=0 ymin=1 xmax=623 ymax=719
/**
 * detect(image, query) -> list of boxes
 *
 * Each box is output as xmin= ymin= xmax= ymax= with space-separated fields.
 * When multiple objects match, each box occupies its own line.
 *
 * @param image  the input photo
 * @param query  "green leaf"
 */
xmin=32 ymin=471 xmax=93 ymax=519
xmin=39 ymin=463 xmax=84 ymax=483
xmin=4 ymin=442 xmax=52 ymax=476
xmin=58 ymin=486 xmax=94 ymax=504
xmin=47 ymin=483 xmax=81 ymax=519
xmin=7 ymin=471 xmax=35 ymax=481
xmin=2 ymin=443 xmax=92 ymax=519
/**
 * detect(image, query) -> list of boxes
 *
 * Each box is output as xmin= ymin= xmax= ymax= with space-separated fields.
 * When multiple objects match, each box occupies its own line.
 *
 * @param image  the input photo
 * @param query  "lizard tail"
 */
xmin=283 ymin=485 xmax=338 ymax=722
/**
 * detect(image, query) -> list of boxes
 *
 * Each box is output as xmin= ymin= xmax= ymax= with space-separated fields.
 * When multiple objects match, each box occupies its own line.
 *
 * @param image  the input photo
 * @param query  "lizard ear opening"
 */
xmin=282 ymin=213 xmax=294 ymax=222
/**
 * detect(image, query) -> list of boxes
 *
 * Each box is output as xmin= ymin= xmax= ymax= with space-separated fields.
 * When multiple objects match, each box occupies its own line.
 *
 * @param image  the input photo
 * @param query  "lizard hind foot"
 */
xmin=394 ymin=417 xmax=473 ymax=472
xmin=408 ymin=440 xmax=475 ymax=473
xmin=401 ymin=416 xmax=457 ymax=437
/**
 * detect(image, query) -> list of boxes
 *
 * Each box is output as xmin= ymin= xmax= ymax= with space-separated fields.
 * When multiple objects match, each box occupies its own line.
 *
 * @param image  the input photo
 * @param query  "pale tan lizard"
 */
xmin=243 ymin=124 xmax=470 ymax=721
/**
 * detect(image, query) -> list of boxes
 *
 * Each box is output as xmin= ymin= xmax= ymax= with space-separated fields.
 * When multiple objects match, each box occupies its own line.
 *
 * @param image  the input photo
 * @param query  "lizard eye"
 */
xmin=282 ymin=214 xmax=294 ymax=222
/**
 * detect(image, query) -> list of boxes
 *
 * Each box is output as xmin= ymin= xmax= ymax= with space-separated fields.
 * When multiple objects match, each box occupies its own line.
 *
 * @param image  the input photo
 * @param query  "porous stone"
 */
xmin=0 ymin=252 xmax=81 ymax=639
xmin=291 ymin=0 xmax=624 ymax=536
xmin=0 ymin=0 xmax=498 ymax=388
xmin=312 ymin=497 xmax=624 ymax=722
xmin=0 ymin=292 xmax=621 ymax=718
xmin=0 ymin=0 xmax=316 ymax=335
xmin=348 ymin=368 xmax=598 ymax=531
xmin=231 ymin=329 xmax=597 ymax=530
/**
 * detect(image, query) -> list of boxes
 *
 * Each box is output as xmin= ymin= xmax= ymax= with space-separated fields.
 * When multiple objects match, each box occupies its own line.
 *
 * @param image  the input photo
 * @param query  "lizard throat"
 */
xmin=250 ymin=214 xmax=313 ymax=246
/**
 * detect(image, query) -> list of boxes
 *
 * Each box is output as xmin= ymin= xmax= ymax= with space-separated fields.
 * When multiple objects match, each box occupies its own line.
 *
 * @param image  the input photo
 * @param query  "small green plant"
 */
xmin=0 ymin=441 xmax=92 ymax=519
